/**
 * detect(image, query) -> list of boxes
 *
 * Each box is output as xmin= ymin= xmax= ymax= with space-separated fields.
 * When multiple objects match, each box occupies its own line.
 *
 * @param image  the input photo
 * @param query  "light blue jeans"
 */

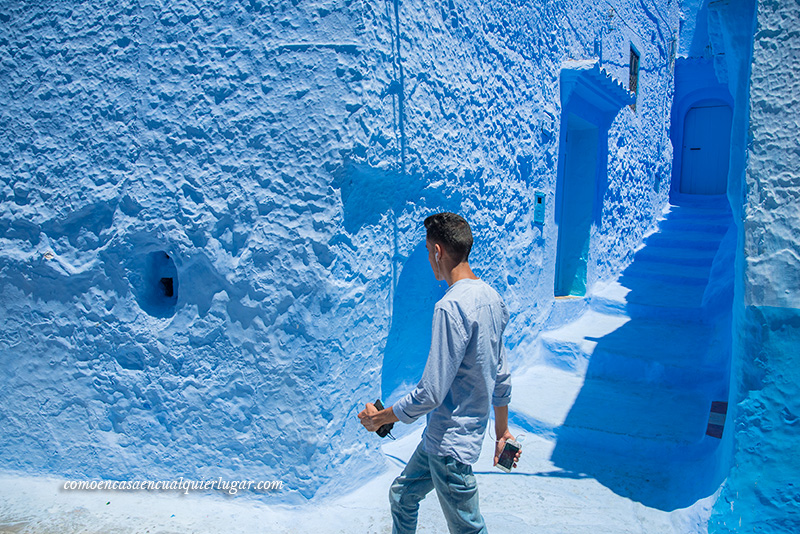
xmin=389 ymin=442 xmax=487 ymax=534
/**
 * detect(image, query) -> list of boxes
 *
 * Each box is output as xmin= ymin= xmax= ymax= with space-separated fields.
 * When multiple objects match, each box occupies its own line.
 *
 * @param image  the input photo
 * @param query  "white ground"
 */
xmin=0 ymin=365 xmax=717 ymax=534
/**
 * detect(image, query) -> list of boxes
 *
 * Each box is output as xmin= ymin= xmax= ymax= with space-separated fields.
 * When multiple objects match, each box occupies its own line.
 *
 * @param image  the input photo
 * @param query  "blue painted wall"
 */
xmin=0 ymin=0 xmax=678 ymax=500
xmin=706 ymin=0 xmax=800 ymax=531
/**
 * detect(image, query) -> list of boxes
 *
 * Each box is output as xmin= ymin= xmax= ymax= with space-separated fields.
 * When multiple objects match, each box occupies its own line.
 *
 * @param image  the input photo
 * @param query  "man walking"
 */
xmin=359 ymin=212 xmax=519 ymax=533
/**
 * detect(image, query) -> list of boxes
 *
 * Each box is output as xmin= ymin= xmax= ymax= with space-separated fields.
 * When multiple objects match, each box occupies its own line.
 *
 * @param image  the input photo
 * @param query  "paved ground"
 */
xmin=0 ymin=420 xmax=717 ymax=534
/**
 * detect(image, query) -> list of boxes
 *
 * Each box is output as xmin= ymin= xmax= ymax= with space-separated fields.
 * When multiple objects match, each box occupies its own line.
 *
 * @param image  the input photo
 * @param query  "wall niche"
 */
xmin=136 ymin=250 xmax=179 ymax=318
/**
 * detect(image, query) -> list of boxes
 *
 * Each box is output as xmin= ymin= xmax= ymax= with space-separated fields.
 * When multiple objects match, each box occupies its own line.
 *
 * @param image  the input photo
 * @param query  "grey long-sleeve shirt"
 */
xmin=392 ymin=278 xmax=511 ymax=465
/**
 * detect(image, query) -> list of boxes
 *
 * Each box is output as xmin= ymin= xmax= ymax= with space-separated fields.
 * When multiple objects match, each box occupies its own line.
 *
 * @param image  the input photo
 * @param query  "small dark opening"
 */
xmin=135 ymin=250 xmax=179 ymax=318
xmin=160 ymin=277 xmax=174 ymax=297
xmin=538 ymin=197 xmax=543 ymax=204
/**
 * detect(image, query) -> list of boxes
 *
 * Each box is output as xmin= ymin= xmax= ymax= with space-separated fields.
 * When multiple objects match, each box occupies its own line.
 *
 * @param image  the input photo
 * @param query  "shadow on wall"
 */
xmin=333 ymin=161 xmax=420 ymax=235
xmin=331 ymin=160 xmax=461 ymax=235
xmin=381 ymin=240 xmax=448 ymax=406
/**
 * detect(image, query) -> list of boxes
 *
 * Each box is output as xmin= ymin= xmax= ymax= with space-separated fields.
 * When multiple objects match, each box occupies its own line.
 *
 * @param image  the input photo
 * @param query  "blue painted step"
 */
xmin=557 ymin=378 xmax=713 ymax=454
xmin=508 ymin=364 xmax=719 ymax=457
xmin=540 ymin=310 xmax=728 ymax=390
xmin=623 ymin=260 xmax=712 ymax=286
xmin=644 ymin=229 xmax=728 ymax=250
xmin=658 ymin=217 xmax=731 ymax=234
xmin=668 ymin=192 xmax=731 ymax=209
xmin=591 ymin=279 xmax=708 ymax=321
xmin=633 ymin=245 xmax=717 ymax=267
xmin=538 ymin=195 xmax=734 ymax=471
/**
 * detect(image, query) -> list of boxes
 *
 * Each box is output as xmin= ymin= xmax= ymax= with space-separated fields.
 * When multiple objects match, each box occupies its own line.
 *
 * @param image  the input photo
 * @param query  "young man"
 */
xmin=359 ymin=212 xmax=520 ymax=534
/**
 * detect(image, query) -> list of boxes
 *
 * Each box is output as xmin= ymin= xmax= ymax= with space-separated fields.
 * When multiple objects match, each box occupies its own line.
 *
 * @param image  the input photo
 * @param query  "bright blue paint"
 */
xmin=554 ymin=62 xmax=632 ymax=297
xmin=710 ymin=306 xmax=800 ymax=532
xmin=706 ymin=0 xmax=800 ymax=531
xmin=551 ymin=193 xmax=735 ymax=511
xmin=680 ymin=105 xmax=733 ymax=195
xmin=3 ymin=0 xmax=752 ymax=513
xmin=555 ymin=114 xmax=599 ymax=297
xmin=669 ymin=58 xmax=734 ymax=197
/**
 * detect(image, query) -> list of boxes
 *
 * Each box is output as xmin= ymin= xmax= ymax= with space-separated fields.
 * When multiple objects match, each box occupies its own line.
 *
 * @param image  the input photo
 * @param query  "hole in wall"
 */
xmin=136 ymin=251 xmax=178 ymax=317
xmin=160 ymin=277 xmax=174 ymax=297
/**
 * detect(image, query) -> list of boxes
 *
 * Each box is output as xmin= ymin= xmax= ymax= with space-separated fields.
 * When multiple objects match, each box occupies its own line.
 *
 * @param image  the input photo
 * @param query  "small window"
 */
xmin=629 ymin=45 xmax=640 ymax=110
xmin=669 ymin=34 xmax=677 ymax=74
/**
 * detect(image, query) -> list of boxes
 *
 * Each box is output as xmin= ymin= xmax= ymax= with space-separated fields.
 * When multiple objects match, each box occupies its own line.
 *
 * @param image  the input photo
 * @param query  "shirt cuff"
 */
xmin=392 ymin=395 xmax=421 ymax=424
xmin=492 ymin=394 xmax=511 ymax=407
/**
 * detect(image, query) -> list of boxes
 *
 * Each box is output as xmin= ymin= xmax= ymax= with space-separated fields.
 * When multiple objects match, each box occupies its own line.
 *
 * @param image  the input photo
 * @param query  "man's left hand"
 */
xmin=494 ymin=430 xmax=522 ymax=468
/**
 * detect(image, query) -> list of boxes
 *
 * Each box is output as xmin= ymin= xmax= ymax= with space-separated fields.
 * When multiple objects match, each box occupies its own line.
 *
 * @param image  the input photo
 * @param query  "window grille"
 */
xmin=629 ymin=46 xmax=640 ymax=110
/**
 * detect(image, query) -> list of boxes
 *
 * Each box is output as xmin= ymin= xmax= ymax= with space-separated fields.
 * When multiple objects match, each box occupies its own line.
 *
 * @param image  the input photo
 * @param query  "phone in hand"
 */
xmin=373 ymin=399 xmax=394 ymax=439
xmin=495 ymin=439 xmax=521 ymax=473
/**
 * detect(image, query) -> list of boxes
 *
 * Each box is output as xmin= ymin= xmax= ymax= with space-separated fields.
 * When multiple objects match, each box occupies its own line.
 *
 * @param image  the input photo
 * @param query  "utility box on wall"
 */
xmin=534 ymin=191 xmax=546 ymax=225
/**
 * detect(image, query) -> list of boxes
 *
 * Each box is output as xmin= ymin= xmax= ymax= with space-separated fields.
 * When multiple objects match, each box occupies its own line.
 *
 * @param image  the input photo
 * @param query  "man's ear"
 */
xmin=434 ymin=243 xmax=442 ymax=263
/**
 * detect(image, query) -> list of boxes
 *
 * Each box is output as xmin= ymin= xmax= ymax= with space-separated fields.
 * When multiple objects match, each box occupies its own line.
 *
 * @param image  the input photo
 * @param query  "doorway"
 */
xmin=680 ymin=104 xmax=733 ymax=195
xmin=555 ymin=113 xmax=599 ymax=297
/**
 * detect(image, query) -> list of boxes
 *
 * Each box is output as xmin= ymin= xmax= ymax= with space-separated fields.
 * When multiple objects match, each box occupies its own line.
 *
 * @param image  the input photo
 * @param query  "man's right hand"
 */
xmin=358 ymin=403 xmax=399 ymax=432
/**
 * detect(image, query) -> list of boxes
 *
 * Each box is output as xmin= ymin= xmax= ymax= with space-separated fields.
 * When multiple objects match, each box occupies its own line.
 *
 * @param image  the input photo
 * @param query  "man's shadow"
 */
xmin=381 ymin=241 xmax=448 ymax=421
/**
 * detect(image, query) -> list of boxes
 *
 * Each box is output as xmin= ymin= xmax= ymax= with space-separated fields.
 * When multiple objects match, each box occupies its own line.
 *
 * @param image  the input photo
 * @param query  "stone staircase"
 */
xmin=510 ymin=194 xmax=734 ymax=509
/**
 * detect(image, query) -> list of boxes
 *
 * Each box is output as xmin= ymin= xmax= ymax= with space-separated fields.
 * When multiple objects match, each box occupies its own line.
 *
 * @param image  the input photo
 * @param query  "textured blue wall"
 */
xmin=709 ymin=0 xmax=800 ymax=531
xmin=0 ymin=0 xmax=678 ymax=500
xmin=0 ymin=0 xmax=392 ymax=501
xmin=711 ymin=307 xmax=800 ymax=532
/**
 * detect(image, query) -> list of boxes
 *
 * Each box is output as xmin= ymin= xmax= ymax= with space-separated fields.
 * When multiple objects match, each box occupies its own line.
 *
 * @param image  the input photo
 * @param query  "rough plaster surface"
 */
xmin=742 ymin=0 xmax=800 ymax=310
xmin=710 ymin=0 xmax=800 ymax=532
xmin=0 ymin=0 xmax=677 ymax=500
xmin=711 ymin=307 xmax=800 ymax=533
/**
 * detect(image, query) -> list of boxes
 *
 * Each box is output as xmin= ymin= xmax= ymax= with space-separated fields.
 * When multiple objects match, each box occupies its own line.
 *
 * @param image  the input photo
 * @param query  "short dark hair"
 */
xmin=424 ymin=212 xmax=473 ymax=264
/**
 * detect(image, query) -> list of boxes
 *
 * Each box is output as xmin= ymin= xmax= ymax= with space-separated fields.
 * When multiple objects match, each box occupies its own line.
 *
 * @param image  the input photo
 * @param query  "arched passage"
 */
xmin=669 ymin=58 xmax=735 ymax=198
